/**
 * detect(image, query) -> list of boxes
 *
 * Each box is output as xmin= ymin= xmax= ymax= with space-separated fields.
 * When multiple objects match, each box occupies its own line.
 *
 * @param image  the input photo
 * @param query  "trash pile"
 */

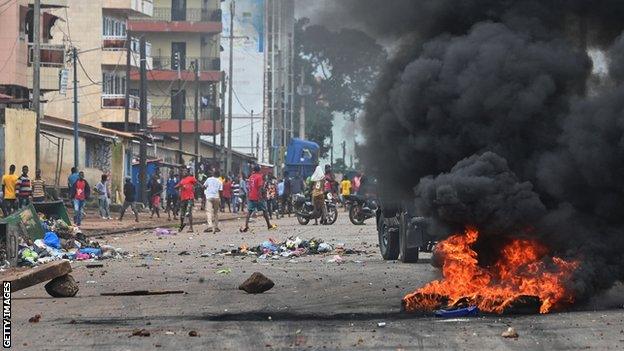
xmin=216 ymin=237 xmax=364 ymax=260
xmin=15 ymin=217 xmax=126 ymax=267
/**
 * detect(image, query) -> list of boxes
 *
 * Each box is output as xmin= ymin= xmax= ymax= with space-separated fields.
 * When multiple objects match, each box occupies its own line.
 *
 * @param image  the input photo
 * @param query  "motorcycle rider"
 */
xmin=311 ymin=165 xmax=328 ymax=225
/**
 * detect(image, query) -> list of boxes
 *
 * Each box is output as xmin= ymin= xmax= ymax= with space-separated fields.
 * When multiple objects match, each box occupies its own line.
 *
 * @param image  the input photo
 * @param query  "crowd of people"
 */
xmin=0 ymin=161 xmax=367 ymax=233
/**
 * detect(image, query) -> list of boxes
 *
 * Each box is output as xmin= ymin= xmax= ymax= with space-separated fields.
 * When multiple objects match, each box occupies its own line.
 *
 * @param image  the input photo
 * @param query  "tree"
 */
xmin=294 ymin=18 xmax=386 ymax=158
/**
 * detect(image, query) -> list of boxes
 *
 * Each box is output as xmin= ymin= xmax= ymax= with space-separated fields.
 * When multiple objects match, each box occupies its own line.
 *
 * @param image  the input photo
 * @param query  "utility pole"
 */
xmin=193 ymin=59 xmax=199 ymax=177
xmin=33 ymin=0 xmax=41 ymax=171
xmin=175 ymin=51 xmax=183 ymax=165
xmin=212 ymin=82 xmax=218 ymax=165
xmin=220 ymin=74 xmax=226 ymax=170
xmin=341 ymin=140 xmax=346 ymax=163
xmin=330 ymin=131 xmax=334 ymax=167
xmin=250 ymin=109 xmax=254 ymax=158
xmin=298 ymin=66 xmax=305 ymax=139
xmin=124 ymin=31 xmax=131 ymax=132
xmin=73 ymin=47 xmax=79 ymax=169
xmin=226 ymin=0 xmax=235 ymax=175
xmin=139 ymin=37 xmax=148 ymax=204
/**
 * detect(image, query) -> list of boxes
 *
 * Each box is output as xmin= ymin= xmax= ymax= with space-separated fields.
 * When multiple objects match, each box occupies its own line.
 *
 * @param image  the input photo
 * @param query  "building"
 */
xmin=263 ymin=0 xmax=295 ymax=170
xmin=128 ymin=0 xmax=224 ymax=166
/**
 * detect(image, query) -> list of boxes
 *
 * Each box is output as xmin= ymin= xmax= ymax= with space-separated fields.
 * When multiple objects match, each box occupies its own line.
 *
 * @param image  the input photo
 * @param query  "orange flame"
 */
xmin=403 ymin=228 xmax=579 ymax=314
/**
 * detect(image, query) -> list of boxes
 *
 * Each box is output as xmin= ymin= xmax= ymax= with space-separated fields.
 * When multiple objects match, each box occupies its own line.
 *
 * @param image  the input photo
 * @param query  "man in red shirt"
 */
xmin=240 ymin=165 xmax=276 ymax=233
xmin=175 ymin=168 xmax=197 ymax=232
xmin=70 ymin=171 xmax=91 ymax=226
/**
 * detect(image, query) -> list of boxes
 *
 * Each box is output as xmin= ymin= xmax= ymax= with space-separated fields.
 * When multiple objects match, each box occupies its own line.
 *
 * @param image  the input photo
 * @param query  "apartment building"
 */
xmin=128 ymin=0 xmax=224 ymax=162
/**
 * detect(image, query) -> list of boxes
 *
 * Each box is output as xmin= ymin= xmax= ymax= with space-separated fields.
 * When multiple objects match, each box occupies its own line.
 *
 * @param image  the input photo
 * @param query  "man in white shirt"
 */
xmin=203 ymin=170 xmax=223 ymax=232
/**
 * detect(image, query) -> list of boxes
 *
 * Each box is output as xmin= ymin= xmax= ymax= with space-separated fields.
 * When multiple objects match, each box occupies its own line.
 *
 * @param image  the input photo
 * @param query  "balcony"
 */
xmin=128 ymin=7 xmax=222 ymax=33
xmin=101 ymin=94 xmax=151 ymax=124
xmin=152 ymin=56 xmax=220 ymax=71
xmin=103 ymin=0 xmax=153 ymax=17
xmin=152 ymin=105 xmax=211 ymax=121
xmin=27 ymin=43 xmax=65 ymax=67
xmin=102 ymin=36 xmax=153 ymax=68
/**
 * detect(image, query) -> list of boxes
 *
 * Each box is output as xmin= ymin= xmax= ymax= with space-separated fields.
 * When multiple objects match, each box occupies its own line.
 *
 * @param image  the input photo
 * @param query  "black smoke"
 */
xmin=324 ymin=0 xmax=624 ymax=301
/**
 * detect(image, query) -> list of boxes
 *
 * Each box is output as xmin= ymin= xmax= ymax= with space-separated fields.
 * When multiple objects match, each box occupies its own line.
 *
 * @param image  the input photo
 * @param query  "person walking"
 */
xmin=239 ymin=175 xmax=247 ymax=212
xmin=240 ymin=165 xmax=277 ymax=233
xmin=95 ymin=174 xmax=112 ymax=219
xmin=31 ymin=170 xmax=46 ymax=203
xmin=148 ymin=173 xmax=163 ymax=219
xmin=119 ymin=177 xmax=139 ymax=222
xmin=203 ymin=170 xmax=222 ymax=233
xmin=176 ymin=168 xmax=198 ymax=232
xmin=2 ymin=165 xmax=18 ymax=216
xmin=165 ymin=171 xmax=179 ymax=221
xmin=70 ymin=171 xmax=91 ymax=226
xmin=16 ymin=165 xmax=32 ymax=208
xmin=67 ymin=167 xmax=79 ymax=190
xmin=265 ymin=174 xmax=278 ymax=219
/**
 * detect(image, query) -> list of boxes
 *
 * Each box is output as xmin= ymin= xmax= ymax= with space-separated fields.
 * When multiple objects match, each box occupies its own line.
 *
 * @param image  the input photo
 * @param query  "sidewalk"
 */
xmin=76 ymin=206 xmax=244 ymax=236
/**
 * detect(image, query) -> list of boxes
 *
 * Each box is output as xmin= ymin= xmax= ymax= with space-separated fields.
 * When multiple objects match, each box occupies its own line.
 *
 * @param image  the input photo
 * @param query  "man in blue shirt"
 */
xmin=165 ymin=170 xmax=179 ymax=220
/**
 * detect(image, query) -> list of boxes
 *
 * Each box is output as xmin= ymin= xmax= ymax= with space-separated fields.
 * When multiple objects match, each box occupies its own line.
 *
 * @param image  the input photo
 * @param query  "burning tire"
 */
xmin=399 ymin=212 xmax=419 ymax=263
xmin=378 ymin=213 xmax=399 ymax=260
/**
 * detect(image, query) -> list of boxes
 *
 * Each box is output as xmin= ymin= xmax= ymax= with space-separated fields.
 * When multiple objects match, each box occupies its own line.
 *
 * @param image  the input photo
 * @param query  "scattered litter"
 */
xmin=154 ymin=228 xmax=177 ymax=236
xmin=239 ymin=272 xmax=275 ymax=294
xmin=435 ymin=306 xmax=479 ymax=318
xmin=188 ymin=331 xmax=199 ymax=337
xmin=216 ymin=268 xmax=232 ymax=275
xmin=85 ymin=264 xmax=103 ymax=269
xmin=165 ymin=331 xmax=175 ymax=335
xmin=327 ymin=255 xmax=344 ymax=264
xmin=131 ymin=329 xmax=151 ymax=337
xmin=28 ymin=314 xmax=41 ymax=323
xmin=214 ymin=236 xmax=363 ymax=260
xmin=377 ymin=322 xmax=386 ymax=328
xmin=178 ymin=251 xmax=190 ymax=256
xmin=501 ymin=327 xmax=519 ymax=339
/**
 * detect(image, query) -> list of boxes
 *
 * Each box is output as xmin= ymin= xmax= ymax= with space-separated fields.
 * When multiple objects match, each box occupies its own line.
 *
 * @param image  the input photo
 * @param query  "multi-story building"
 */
xmin=128 ymin=0 xmax=224 ymax=165
xmin=263 ymin=0 xmax=295 ymax=168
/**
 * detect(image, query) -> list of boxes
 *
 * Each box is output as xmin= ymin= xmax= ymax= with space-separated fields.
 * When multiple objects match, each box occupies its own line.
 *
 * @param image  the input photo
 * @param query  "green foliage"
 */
xmin=294 ymin=18 xmax=386 ymax=158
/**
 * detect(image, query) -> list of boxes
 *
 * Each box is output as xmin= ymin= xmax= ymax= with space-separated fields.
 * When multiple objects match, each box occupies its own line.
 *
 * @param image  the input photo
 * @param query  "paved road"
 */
xmin=11 ymin=213 xmax=624 ymax=350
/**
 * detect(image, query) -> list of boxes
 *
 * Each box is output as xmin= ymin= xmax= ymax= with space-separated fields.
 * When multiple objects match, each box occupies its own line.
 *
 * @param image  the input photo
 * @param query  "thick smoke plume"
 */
xmin=324 ymin=0 xmax=624 ymax=301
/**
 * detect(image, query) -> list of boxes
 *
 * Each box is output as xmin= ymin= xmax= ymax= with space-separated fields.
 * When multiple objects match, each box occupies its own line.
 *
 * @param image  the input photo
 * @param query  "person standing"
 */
xmin=67 ymin=167 xmax=79 ymax=190
xmin=176 ymin=168 xmax=197 ymax=232
xmin=352 ymin=173 xmax=362 ymax=195
xmin=31 ymin=170 xmax=46 ymax=203
xmin=165 ymin=171 xmax=179 ymax=221
xmin=311 ymin=165 xmax=327 ymax=225
xmin=203 ymin=170 xmax=222 ymax=232
xmin=221 ymin=177 xmax=232 ymax=213
xmin=340 ymin=176 xmax=352 ymax=208
xmin=265 ymin=174 xmax=278 ymax=219
xmin=240 ymin=165 xmax=277 ymax=233
xmin=239 ymin=175 xmax=247 ymax=213
xmin=2 ymin=165 xmax=18 ymax=215
xmin=119 ymin=177 xmax=139 ymax=222
xmin=148 ymin=173 xmax=163 ymax=219
xmin=95 ymin=174 xmax=112 ymax=219
xmin=16 ymin=165 xmax=32 ymax=208
xmin=70 ymin=171 xmax=91 ymax=226
xmin=196 ymin=168 xmax=207 ymax=211
xmin=231 ymin=178 xmax=241 ymax=213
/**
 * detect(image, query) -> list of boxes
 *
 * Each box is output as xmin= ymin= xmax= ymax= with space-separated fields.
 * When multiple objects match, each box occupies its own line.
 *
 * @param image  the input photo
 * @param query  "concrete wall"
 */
xmin=3 ymin=108 xmax=36 ymax=175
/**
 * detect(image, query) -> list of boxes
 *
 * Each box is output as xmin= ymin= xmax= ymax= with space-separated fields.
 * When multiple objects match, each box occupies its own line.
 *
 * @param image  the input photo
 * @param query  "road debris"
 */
xmin=131 ymin=329 xmax=151 ymax=337
xmin=239 ymin=272 xmax=275 ymax=294
xmin=154 ymin=228 xmax=177 ymax=236
xmin=214 ymin=237 xmax=365 ymax=260
xmin=1 ymin=260 xmax=72 ymax=292
xmin=377 ymin=322 xmax=386 ymax=328
xmin=188 ymin=330 xmax=199 ymax=337
xmin=327 ymin=255 xmax=344 ymax=264
xmin=28 ymin=314 xmax=42 ymax=323
xmin=44 ymin=274 xmax=79 ymax=297
xmin=216 ymin=268 xmax=232 ymax=275
xmin=502 ymin=327 xmax=519 ymax=339
xmin=85 ymin=264 xmax=103 ymax=269
xmin=435 ymin=306 xmax=479 ymax=318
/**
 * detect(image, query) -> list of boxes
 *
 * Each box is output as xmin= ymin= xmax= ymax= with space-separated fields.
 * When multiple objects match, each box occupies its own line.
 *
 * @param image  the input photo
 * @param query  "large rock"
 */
xmin=44 ymin=274 xmax=79 ymax=297
xmin=239 ymin=272 xmax=274 ymax=294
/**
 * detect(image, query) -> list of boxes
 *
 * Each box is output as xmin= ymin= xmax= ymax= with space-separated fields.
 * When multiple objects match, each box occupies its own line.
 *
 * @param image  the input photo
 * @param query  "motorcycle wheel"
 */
xmin=326 ymin=205 xmax=338 ymax=225
xmin=296 ymin=214 xmax=310 ymax=225
xmin=349 ymin=205 xmax=366 ymax=225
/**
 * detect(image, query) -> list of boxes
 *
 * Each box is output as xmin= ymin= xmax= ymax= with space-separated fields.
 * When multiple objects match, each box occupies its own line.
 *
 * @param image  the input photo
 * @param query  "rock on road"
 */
xmin=11 ymin=213 xmax=624 ymax=350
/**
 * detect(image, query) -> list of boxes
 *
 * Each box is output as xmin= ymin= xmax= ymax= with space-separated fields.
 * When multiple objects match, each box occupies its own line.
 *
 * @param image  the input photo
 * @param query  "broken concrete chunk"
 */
xmin=501 ymin=327 xmax=519 ymax=338
xmin=238 ymin=272 xmax=274 ymax=294
xmin=44 ymin=274 xmax=79 ymax=297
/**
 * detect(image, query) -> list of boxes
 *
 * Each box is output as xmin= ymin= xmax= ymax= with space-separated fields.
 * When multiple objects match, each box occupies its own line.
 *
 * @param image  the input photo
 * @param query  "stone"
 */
xmin=44 ymin=274 xmax=79 ymax=297
xmin=239 ymin=272 xmax=274 ymax=294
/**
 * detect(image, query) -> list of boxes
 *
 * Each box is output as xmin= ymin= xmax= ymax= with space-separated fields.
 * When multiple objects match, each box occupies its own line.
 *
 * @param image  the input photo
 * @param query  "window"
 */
xmin=102 ymin=71 xmax=126 ymax=95
xmin=103 ymin=16 xmax=127 ymax=37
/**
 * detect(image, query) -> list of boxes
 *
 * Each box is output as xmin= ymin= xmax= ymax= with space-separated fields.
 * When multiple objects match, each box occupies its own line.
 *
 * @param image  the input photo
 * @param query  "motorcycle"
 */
xmin=293 ymin=193 xmax=338 ymax=225
xmin=346 ymin=194 xmax=378 ymax=225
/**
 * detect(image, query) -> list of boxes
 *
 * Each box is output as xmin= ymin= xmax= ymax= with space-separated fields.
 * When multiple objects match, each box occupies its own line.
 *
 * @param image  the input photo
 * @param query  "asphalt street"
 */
xmin=11 ymin=213 xmax=624 ymax=350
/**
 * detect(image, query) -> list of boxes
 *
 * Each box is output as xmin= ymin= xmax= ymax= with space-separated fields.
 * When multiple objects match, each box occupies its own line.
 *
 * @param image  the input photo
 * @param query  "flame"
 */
xmin=403 ymin=228 xmax=579 ymax=314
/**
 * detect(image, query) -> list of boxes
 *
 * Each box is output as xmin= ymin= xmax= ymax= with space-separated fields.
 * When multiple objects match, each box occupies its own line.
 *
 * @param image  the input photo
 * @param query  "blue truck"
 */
xmin=283 ymin=138 xmax=319 ymax=178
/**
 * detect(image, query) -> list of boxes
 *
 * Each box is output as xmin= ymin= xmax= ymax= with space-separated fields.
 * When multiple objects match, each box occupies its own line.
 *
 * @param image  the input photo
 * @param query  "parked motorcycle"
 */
xmin=346 ymin=194 xmax=378 ymax=225
xmin=293 ymin=193 xmax=338 ymax=225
